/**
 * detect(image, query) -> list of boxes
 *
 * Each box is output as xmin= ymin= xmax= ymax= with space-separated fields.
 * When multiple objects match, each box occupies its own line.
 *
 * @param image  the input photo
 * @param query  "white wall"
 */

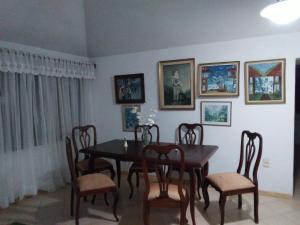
xmin=91 ymin=32 xmax=300 ymax=195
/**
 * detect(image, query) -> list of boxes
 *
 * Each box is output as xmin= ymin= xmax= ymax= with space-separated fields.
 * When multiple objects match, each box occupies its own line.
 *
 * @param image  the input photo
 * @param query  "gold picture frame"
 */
xmin=198 ymin=61 xmax=240 ymax=97
xmin=121 ymin=105 xmax=141 ymax=132
xmin=158 ymin=58 xmax=195 ymax=110
xmin=244 ymin=58 xmax=286 ymax=104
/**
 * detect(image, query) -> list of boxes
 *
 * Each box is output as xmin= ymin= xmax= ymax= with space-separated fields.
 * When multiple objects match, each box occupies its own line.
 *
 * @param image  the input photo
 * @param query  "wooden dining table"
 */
xmin=80 ymin=139 xmax=218 ymax=225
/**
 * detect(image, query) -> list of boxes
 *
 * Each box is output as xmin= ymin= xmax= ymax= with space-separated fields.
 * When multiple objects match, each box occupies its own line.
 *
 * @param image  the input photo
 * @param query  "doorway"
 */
xmin=294 ymin=60 xmax=300 ymax=200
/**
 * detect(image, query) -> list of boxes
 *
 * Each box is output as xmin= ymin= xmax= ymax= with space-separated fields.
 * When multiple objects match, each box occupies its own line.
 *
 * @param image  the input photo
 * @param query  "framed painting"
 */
xmin=114 ymin=73 xmax=145 ymax=104
xmin=201 ymin=101 xmax=232 ymax=126
xmin=158 ymin=58 xmax=195 ymax=110
xmin=198 ymin=61 xmax=240 ymax=97
xmin=121 ymin=105 xmax=141 ymax=132
xmin=245 ymin=59 xmax=286 ymax=104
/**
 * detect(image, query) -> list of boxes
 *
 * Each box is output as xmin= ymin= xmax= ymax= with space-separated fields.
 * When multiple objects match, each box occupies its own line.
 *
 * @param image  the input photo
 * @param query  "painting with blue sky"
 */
xmin=198 ymin=61 xmax=239 ymax=97
xmin=245 ymin=59 xmax=285 ymax=104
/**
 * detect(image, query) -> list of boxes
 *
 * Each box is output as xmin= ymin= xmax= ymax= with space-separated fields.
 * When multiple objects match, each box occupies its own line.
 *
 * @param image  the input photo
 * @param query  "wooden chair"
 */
xmin=178 ymin=123 xmax=204 ymax=199
xmin=202 ymin=130 xmax=263 ymax=225
xmin=72 ymin=125 xmax=115 ymax=179
xmin=127 ymin=124 xmax=160 ymax=199
xmin=142 ymin=144 xmax=189 ymax=225
xmin=65 ymin=137 xmax=118 ymax=225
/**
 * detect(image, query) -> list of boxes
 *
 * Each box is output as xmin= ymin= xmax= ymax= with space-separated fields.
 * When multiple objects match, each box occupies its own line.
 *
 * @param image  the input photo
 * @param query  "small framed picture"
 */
xmin=201 ymin=101 xmax=232 ymax=126
xmin=121 ymin=105 xmax=141 ymax=132
xmin=158 ymin=58 xmax=195 ymax=110
xmin=114 ymin=73 xmax=145 ymax=104
xmin=198 ymin=61 xmax=240 ymax=97
xmin=244 ymin=59 xmax=286 ymax=104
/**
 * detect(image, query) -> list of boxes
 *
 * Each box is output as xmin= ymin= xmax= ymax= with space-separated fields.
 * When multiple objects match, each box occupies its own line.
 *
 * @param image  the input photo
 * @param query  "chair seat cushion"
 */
xmin=207 ymin=172 xmax=255 ymax=192
xmin=148 ymin=183 xmax=186 ymax=201
xmin=77 ymin=158 xmax=112 ymax=172
xmin=77 ymin=173 xmax=116 ymax=192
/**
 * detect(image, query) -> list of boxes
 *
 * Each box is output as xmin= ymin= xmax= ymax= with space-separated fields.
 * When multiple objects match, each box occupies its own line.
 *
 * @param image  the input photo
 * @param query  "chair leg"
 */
xmin=183 ymin=196 xmax=189 ymax=225
xmin=202 ymin=180 xmax=210 ymax=210
xmin=104 ymin=193 xmax=109 ymax=206
xmin=75 ymin=195 xmax=81 ymax=225
xmin=254 ymin=190 xmax=259 ymax=223
xmin=219 ymin=194 xmax=227 ymax=225
xmin=70 ymin=186 xmax=74 ymax=216
xmin=109 ymin=166 xmax=116 ymax=180
xmin=127 ymin=169 xmax=134 ymax=199
xmin=195 ymin=168 xmax=202 ymax=200
xmin=136 ymin=171 xmax=140 ymax=187
xmin=113 ymin=190 xmax=119 ymax=222
xmin=238 ymin=194 xmax=242 ymax=209
xmin=91 ymin=195 xmax=96 ymax=205
xmin=143 ymin=202 xmax=150 ymax=225
xmin=180 ymin=202 xmax=186 ymax=225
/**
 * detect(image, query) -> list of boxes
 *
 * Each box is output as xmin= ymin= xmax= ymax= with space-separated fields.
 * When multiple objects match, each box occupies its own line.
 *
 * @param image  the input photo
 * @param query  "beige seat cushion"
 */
xmin=148 ymin=183 xmax=186 ymax=201
xmin=207 ymin=172 xmax=255 ymax=192
xmin=77 ymin=173 xmax=116 ymax=192
xmin=77 ymin=158 xmax=112 ymax=172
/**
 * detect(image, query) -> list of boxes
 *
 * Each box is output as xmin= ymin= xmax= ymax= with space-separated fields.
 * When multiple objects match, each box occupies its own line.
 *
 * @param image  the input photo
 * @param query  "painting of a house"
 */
xmin=245 ymin=59 xmax=286 ymax=104
xmin=198 ymin=61 xmax=239 ymax=97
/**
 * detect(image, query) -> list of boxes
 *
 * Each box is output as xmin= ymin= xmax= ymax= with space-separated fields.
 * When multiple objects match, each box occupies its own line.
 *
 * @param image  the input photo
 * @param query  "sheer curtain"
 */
xmin=0 ymin=48 xmax=95 ymax=208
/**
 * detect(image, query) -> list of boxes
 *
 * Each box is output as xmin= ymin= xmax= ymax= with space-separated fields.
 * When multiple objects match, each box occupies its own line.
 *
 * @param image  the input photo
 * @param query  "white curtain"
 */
xmin=0 ymin=48 xmax=95 ymax=79
xmin=0 ymin=48 xmax=94 ymax=208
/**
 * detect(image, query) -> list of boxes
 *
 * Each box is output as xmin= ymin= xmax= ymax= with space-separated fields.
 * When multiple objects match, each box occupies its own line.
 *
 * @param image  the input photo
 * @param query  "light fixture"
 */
xmin=260 ymin=0 xmax=300 ymax=25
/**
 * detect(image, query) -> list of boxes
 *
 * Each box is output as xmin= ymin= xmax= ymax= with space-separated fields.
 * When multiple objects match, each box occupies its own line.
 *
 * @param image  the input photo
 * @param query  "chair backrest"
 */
xmin=65 ymin=137 xmax=79 ymax=189
xmin=237 ymin=130 xmax=263 ymax=185
xmin=142 ymin=144 xmax=185 ymax=200
xmin=72 ymin=125 xmax=97 ymax=162
xmin=178 ymin=123 xmax=203 ymax=145
xmin=134 ymin=124 xmax=160 ymax=144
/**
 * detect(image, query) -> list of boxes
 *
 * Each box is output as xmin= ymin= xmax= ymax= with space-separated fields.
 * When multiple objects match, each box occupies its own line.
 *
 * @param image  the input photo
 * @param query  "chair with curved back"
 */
xmin=72 ymin=125 xmax=115 ymax=178
xmin=65 ymin=137 xmax=118 ymax=225
xmin=127 ymin=124 xmax=160 ymax=199
xmin=202 ymin=130 xmax=263 ymax=225
xmin=178 ymin=123 xmax=204 ymax=199
xmin=142 ymin=144 xmax=189 ymax=225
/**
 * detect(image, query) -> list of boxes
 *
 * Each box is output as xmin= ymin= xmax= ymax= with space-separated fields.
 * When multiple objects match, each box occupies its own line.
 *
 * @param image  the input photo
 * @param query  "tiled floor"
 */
xmin=1 ymin=175 xmax=300 ymax=225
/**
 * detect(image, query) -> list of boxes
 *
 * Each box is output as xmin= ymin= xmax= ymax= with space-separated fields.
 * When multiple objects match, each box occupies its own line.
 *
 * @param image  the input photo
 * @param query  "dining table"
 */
xmin=80 ymin=139 xmax=218 ymax=225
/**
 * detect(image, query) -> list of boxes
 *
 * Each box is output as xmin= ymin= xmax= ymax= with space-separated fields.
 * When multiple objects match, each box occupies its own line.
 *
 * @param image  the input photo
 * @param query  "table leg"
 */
xmin=201 ymin=162 xmax=209 ymax=197
xmin=88 ymin=155 xmax=95 ymax=172
xmin=116 ymin=159 xmax=121 ymax=188
xmin=189 ymin=169 xmax=196 ymax=225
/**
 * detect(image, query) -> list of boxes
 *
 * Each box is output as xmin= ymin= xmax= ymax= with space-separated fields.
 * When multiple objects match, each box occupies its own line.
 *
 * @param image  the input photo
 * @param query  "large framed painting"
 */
xmin=201 ymin=101 xmax=232 ymax=126
xmin=158 ymin=58 xmax=195 ymax=110
xmin=114 ymin=73 xmax=145 ymax=104
xmin=121 ymin=105 xmax=141 ymax=132
xmin=245 ymin=59 xmax=286 ymax=104
xmin=198 ymin=61 xmax=239 ymax=97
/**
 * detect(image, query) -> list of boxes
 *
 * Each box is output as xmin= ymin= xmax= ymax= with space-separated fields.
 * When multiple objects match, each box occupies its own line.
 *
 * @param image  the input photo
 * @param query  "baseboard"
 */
xmin=258 ymin=190 xmax=292 ymax=199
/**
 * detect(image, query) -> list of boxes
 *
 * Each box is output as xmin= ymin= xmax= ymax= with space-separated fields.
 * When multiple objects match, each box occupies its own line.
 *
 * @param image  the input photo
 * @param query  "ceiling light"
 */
xmin=260 ymin=0 xmax=300 ymax=25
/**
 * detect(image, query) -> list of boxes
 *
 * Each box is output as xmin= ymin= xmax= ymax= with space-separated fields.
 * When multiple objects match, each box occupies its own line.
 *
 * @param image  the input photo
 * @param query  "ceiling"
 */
xmin=1 ymin=0 xmax=300 ymax=57
xmin=0 ymin=0 xmax=87 ymax=56
xmin=85 ymin=0 xmax=300 ymax=57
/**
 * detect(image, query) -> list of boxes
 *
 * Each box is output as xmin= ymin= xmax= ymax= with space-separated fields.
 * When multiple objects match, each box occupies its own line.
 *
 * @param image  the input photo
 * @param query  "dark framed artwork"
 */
xmin=198 ymin=61 xmax=240 ymax=97
xmin=114 ymin=73 xmax=145 ymax=104
xmin=121 ymin=105 xmax=141 ymax=132
xmin=245 ymin=59 xmax=286 ymax=104
xmin=201 ymin=101 xmax=232 ymax=126
xmin=158 ymin=58 xmax=195 ymax=110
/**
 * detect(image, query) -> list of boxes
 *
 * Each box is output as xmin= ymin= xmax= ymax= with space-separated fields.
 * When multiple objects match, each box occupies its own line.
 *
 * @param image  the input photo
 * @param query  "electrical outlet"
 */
xmin=262 ymin=158 xmax=270 ymax=168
